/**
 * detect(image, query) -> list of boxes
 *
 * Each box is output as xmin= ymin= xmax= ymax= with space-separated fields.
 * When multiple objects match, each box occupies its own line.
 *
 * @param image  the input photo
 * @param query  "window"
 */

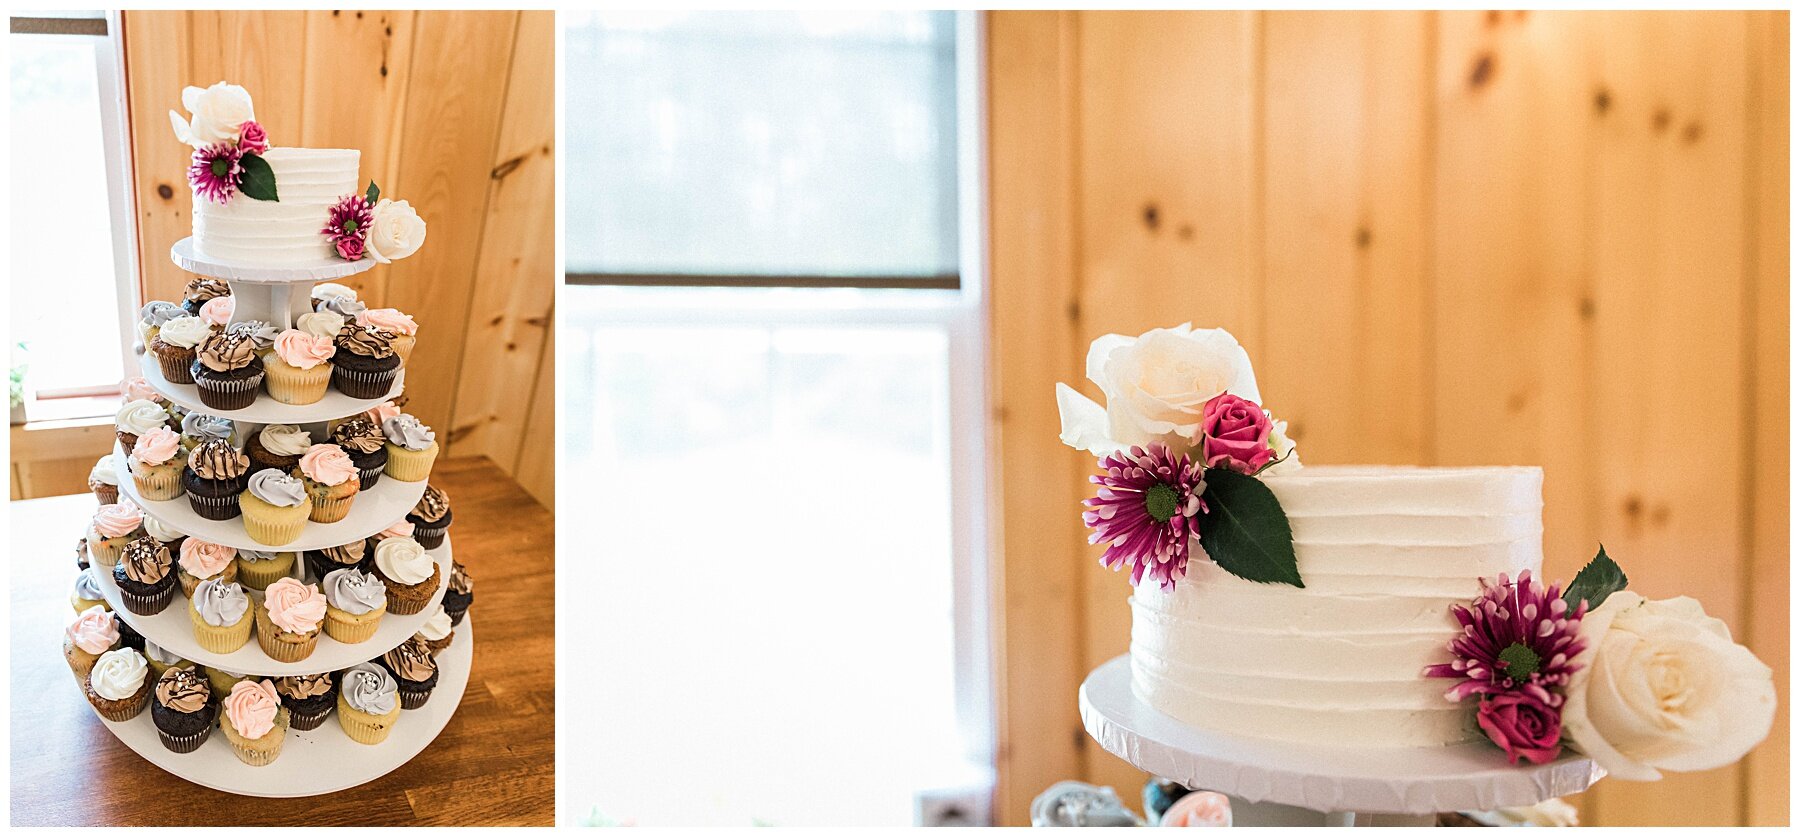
xmin=561 ymin=11 xmax=991 ymax=827
xmin=9 ymin=11 xmax=138 ymax=420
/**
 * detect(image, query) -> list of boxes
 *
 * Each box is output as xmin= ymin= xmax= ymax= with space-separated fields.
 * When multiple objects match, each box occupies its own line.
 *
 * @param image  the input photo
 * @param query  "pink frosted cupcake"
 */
xmin=128 ymin=426 xmax=187 ymax=500
xmin=64 ymin=605 xmax=120 ymax=685
xmin=297 ymin=443 xmax=360 ymax=523
xmin=221 ymin=679 xmax=289 ymax=765
xmin=254 ymin=577 xmax=326 ymax=663
xmin=86 ymin=501 xmax=144 ymax=570
xmin=177 ymin=537 xmax=238 ymax=599
xmin=264 ymin=329 xmax=336 ymax=405
xmin=356 ymin=308 xmax=419 ymax=366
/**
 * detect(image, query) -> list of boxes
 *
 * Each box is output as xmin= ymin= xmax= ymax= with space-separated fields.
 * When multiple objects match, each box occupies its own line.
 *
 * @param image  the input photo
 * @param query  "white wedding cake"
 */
xmin=192 ymin=148 xmax=361 ymax=267
xmin=1129 ymin=465 xmax=1544 ymax=748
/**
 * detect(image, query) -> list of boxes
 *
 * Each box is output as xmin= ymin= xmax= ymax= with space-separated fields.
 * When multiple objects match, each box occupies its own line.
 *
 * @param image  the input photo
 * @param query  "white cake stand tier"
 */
xmin=90 ymin=619 xmax=471 ymax=798
xmin=171 ymin=237 xmax=375 ymax=332
xmin=135 ymin=350 xmax=402 ymax=426
xmin=1080 ymin=656 xmax=1603 ymax=826
xmin=90 ymin=536 xmax=452 ymax=677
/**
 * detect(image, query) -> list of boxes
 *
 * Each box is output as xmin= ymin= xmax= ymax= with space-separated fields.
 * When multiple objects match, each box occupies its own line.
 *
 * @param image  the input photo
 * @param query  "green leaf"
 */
xmin=239 ymin=153 xmax=278 ymax=201
xmin=1563 ymin=544 xmax=1628 ymax=609
xmin=366 ymin=180 xmax=380 ymax=204
xmin=1196 ymin=469 xmax=1303 ymax=587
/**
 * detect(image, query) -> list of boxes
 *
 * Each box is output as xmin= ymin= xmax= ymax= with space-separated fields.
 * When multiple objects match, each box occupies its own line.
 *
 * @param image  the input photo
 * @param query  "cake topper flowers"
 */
xmin=1058 ymin=325 xmax=1302 ymax=588
xmin=170 ymin=82 xmax=277 ymax=203
xmin=324 ymin=182 xmax=427 ymax=263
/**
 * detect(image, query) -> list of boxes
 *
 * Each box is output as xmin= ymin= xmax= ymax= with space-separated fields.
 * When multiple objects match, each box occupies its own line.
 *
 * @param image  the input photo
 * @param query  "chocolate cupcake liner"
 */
xmin=156 ymin=348 xmax=196 ymax=384
xmin=185 ymin=488 xmax=242 ymax=521
xmin=193 ymin=368 xmax=265 ymax=412
xmin=357 ymin=463 xmax=384 ymax=491
xmin=288 ymin=703 xmax=333 ymax=731
xmin=132 ymin=467 xmax=184 ymax=501
xmin=121 ymin=582 xmax=176 ymax=616
xmin=446 ymin=604 xmax=468 ymax=627
xmin=399 ymin=687 xmax=433 ymax=710
xmin=157 ymin=725 xmax=213 ymax=754
xmin=331 ymin=365 xmax=400 ymax=400
xmin=117 ymin=431 xmax=138 ymax=457
xmin=412 ymin=523 xmax=448 ymax=550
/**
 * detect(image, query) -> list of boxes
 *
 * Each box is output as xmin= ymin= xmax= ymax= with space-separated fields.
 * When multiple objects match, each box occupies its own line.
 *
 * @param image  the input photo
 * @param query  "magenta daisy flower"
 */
xmin=188 ymin=143 xmax=242 ymax=204
xmin=1425 ymin=570 xmax=1586 ymax=706
xmin=1083 ymin=442 xmax=1206 ymax=590
xmin=323 ymin=194 xmax=374 ymax=260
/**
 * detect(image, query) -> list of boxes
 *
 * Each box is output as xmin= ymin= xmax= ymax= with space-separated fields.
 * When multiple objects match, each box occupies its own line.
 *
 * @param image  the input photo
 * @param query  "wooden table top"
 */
xmin=9 ymin=457 xmax=555 ymax=826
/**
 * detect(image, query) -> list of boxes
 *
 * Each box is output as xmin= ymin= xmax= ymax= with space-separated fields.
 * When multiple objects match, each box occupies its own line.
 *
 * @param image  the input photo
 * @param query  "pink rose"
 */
xmin=199 ymin=295 xmax=235 ymax=327
xmin=273 ymin=328 xmax=335 ymax=370
xmin=356 ymin=308 xmax=418 ymax=336
xmin=367 ymin=401 xmax=401 ymax=425
xmin=1162 ymin=791 xmax=1231 ymax=827
xmin=335 ymin=236 xmax=365 ymax=261
xmin=66 ymin=605 xmax=119 ymax=655
xmin=224 ymin=679 xmax=281 ymax=739
xmin=1199 ymin=393 xmax=1274 ymax=474
xmin=298 ymin=443 xmax=358 ymax=486
xmin=179 ymin=537 xmax=237 ymax=578
xmin=1478 ymin=691 xmax=1564 ymax=765
xmin=237 ymin=120 xmax=268 ymax=154
xmin=262 ymin=577 xmax=326 ymax=634
xmin=376 ymin=520 xmax=415 ymax=541
xmin=130 ymin=427 xmax=182 ymax=467
xmin=120 ymin=377 xmax=162 ymax=403
xmin=91 ymin=501 xmax=143 ymax=539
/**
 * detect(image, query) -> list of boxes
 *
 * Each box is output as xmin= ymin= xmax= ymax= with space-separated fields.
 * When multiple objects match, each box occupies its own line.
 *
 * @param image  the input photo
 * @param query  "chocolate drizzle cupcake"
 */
xmin=378 ymin=637 xmax=440 ymax=709
xmin=183 ymin=438 xmax=251 ymax=521
xmin=304 ymin=540 xmax=369 ymax=583
xmin=330 ymin=325 xmax=401 ymax=399
xmin=442 ymin=561 xmax=473 ymax=626
xmin=190 ymin=329 xmax=265 ymax=411
xmin=180 ymin=277 xmax=231 ymax=317
xmin=331 ymin=416 xmax=389 ymax=490
xmin=113 ymin=536 xmax=177 ymax=615
xmin=151 ymin=666 xmax=216 ymax=753
xmin=406 ymin=485 xmax=453 ymax=549
xmin=274 ymin=672 xmax=337 ymax=731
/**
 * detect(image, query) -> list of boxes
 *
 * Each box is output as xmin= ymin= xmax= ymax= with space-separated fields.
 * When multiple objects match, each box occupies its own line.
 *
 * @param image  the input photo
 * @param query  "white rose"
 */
xmin=296 ymin=311 xmax=345 ymax=342
xmin=155 ymin=315 xmax=211 ymax=349
xmin=1056 ymin=324 xmax=1261 ymax=456
xmin=1562 ymin=592 xmax=1775 ymax=780
xmin=310 ymin=283 xmax=359 ymax=304
xmin=169 ymin=82 xmax=255 ymax=147
xmin=364 ymin=198 xmax=427 ymax=264
xmin=1262 ymin=409 xmax=1302 ymax=476
xmin=1467 ymin=798 xmax=1579 ymax=827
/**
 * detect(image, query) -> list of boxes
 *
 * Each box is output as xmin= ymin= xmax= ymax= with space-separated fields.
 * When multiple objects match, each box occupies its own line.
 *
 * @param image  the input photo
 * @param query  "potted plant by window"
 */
xmin=9 ymin=342 xmax=28 ymax=425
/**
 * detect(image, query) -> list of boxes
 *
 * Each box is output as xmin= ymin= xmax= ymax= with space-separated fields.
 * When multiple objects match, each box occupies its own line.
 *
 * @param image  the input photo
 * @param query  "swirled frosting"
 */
xmin=262 ymin=577 xmax=326 ymax=634
xmin=335 ymin=324 xmax=395 ymax=359
xmin=143 ymin=516 xmax=183 ymax=543
xmin=258 ymin=424 xmax=312 ymax=457
xmin=197 ymin=330 xmax=257 ymax=372
xmin=73 ymin=570 xmax=106 ymax=604
xmin=366 ymin=400 xmax=402 ymax=425
xmin=120 ymin=376 xmax=163 ymax=403
xmin=416 ymin=605 xmax=452 ymax=641
xmin=90 ymin=648 xmax=149 ymax=700
xmin=66 ymin=604 xmax=118 ymax=655
xmin=272 ymin=329 xmax=335 ymax=369
xmin=224 ymin=679 xmax=281 ymax=739
xmin=382 ymin=637 xmax=437 ymax=682
xmin=115 ymin=399 xmax=170 ymax=435
xmin=376 ymin=520 xmax=415 ymax=540
xmin=356 ymin=308 xmax=417 ymax=336
xmin=247 ymin=470 xmax=307 ymax=508
xmin=296 ymin=311 xmax=346 ymax=342
xmin=449 ymin=561 xmax=472 ymax=595
xmin=121 ymin=536 xmax=173 ymax=584
xmin=91 ymin=502 xmax=143 ymax=539
xmin=311 ymin=282 xmax=359 ymax=304
xmin=374 ymin=537 xmax=432 ymax=584
xmin=193 ymin=578 xmax=250 ymax=627
xmin=381 ymin=414 xmax=435 ymax=451
xmin=226 ymin=319 xmax=279 ymax=350
xmin=156 ymin=666 xmax=210 ymax=712
xmin=298 ymin=443 xmax=357 ymax=486
xmin=341 ymin=662 xmax=398 ymax=714
xmin=322 ymin=295 xmax=367 ymax=317
xmin=139 ymin=300 xmax=184 ymax=327
xmin=330 ymin=416 xmax=384 ymax=454
xmin=189 ymin=438 xmax=248 ymax=482
xmin=412 ymin=486 xmax=450 ymax=523
xmin=89 ymin=455 xmax=119 ymax=485
xmin=183 ymin=277 xmax=230 ymax=304
xmin=322 ymin=568 xmax=387 ymax=614
xmin=274 ymin=672 xmax=333 ymax=701
xmin=199 ymin=295 xmax=235 ymax=327
xmin=157 ymin=316 xmax=211 ymax=349
xmin=131 ymin=427 xmax=182 ymax=467
xmin=178 ymin=538 xmax=236 ymax=578
xmin=237 ymin=549 xmax=286 ymax=563
xmin=181 ymin=412 xmax=236 ymax=445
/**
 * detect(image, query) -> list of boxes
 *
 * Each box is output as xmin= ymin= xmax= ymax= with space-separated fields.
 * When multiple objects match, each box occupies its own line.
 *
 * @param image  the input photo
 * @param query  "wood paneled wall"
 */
xmin=988 ymin=10 xmax=1787 ymax=826
xmin=119 ymin=10 xmax=554 ymax=507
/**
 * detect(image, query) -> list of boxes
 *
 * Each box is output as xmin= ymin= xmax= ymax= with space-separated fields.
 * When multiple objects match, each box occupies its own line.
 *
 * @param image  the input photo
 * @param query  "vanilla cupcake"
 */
xmin=296 ymin=443 xmax=360 ymax=523
xmin=141 ymin=640 xmax=190 ymax=682
xmin=264 ymin=329 xmax=336 ymax=404
xmin=176 ymin=538 xmax=238 ymax=599
xmin=371 ymin=536 xmax=439 ymax=615
xmin=88 ymin=455 xmax=120 ymax=505
xmin=221 ymin=679 xmax=289 ymax=766
xmin=115 ymin=398 xmax=170 ymax=457
xmin=240 ymin=470 xmax=312 ymax=546
xmin=413 ymin=603 xmax=454 ymax=655
xmin=64 ymin=605 xmax=120 ymax=685
xmin=336 ymin=662 xmax=400 ymax=744
xmin=322 ymin=567 xmax=388 ymax=643
xmin=85 ymin=647 xmax=153 ymax=721
xmin=149 ymin=315 xmax=210 ymax=385
xmin=127 ymin=426 xmax=187 ymax=500
xmin=235 ymin=549 xmax=297 ymax=591
xmin=86 ymin=501 xmax=144 ymax=570
xmin=71 ymin=570 xmax=108 ymax=614
xmin=356 ymin=308 xmax=419 ymax=366
xmin=380 ymin=413 xmax=438 ymax=482
xmin=254 ymin=577 xmax=326 ymax=663
xmin=188 ymin=577 xmax=252 ymax=653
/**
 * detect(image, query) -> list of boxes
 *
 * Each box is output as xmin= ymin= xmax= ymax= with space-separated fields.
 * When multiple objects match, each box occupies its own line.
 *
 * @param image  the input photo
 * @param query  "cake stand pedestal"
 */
xmin=1079 ymin=656 xmax=1603 ymax=827
xmin=171 ymin=236 xmax=374 ymax=330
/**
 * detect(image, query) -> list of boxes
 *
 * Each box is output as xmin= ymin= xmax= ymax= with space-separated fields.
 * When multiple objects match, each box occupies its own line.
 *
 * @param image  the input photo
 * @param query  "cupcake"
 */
xmin=176 ymin=537 xmax=238 ymax=599
xmin=273 ymin=672 xmax=336 ymax=731
xmin=113 ymin=536 xmax=177 ymax=615
xmin=235 ymin=549 xmax=297 ymax=591
xmin=337 ymin=661 xmax=401 ymax=744
xmin=116 ymin=617 xmax=146 ymax=653
xmin=442 ymin=561 xmax=473 ymax=626
xmin=143 ymin=516 xmax=186 ymax=556
xmin=319 ymin=292 xmax=366 ymax=318
xmin=264 ymin=329 xmax=336 ymax=404
xmin=75 ymin=537 xmax=90 ymax=571
xmin=64 ymin=605 xmax=120 ymax=685
xmin=254 ymin=577 xmax=326 ymax=663
xmin=381 ymin=413 xmax=438 ymax=482
xmin=187 ymin=578 xmax=253 ymax=653
xmin=149 ymin=315 xmax=210 ymax=385
xmin=86 ymin=501 xmax=144 ymax=570
xmin=114 ymin=398 xmax=169 ymax=457
xmin=240 ymin=471 xmax=312 ymax=546
xmin=71 ymin=570 xmax=108 ymax=614
xmin=85 ymin=648 xmax=153 ymax=721
xmin=151 ymin=665 xmax=216 ymax=753
xmin=311 ymin=282 xmax=360 ymax=312
xmin=180 ymin=411 xmax=238 ymax=452
xmin=371 ymin=537 xmax=439 ymax=615
xmin=88 ymin=455 xmax=120 ymax=505
xmin=296 ymin=310 xmax=345 ymax=343
xmin=331 ymin=324 xmax=402 ymax=399
xmin=198 ymin=294 xmax=234 ymax=329
xmin=297 ymin=443 xmax=360 ymax=523
xmin=141 ymin=640 xmax=190 ymax=682
xmin=190 ymin=329 xmax=265 ymax=411
xmin=407 ymin=485 xmax=453 ymax=549
xmin=127 ymin=426 xmax=187 ymax=501
xmin=244 ymin=423 xmax=311 ymax=476
xmin=378 ymin=636 xmax=440 ymax=709
xmin=226 ymin=319 xmax=279 ymax=357
xmin=120 ymin=375 xmax=173 ymax=412
xmin=305 ymin=540 xmax=369 ymax=583
xmin=413 ymin=604 xmax=454 ymax=655
xmin=356 ymin=308 xmax=418 ymax=366
xmin=183 ymin=438 xmax=250 ymax=521
xmin=220 ymin=679 xmax=289 ymax=766
xmin=180 ymin=276 xmax=231 ymax=317
xmin=136 ymin=300 xmax=185 ymax=350
xmin=330 ymin=416 xmax=388 ymax=490
xmin=369 ymin=520 xmax=414 ymax=548
xmin=322 ymin=568 xmax=388 ymax=643
xmin=204 ymin=666 xmax=249 ymax=702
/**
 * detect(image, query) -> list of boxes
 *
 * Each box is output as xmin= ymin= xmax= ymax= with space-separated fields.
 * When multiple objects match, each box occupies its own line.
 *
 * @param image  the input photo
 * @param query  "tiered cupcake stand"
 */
xmin=79 ymin=240 xmax=470 ymax=796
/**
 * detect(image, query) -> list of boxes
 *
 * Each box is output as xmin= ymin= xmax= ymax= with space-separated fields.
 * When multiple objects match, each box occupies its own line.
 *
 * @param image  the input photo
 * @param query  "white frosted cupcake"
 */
xmin=88 ymin=455 xmax=120 ymax=505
